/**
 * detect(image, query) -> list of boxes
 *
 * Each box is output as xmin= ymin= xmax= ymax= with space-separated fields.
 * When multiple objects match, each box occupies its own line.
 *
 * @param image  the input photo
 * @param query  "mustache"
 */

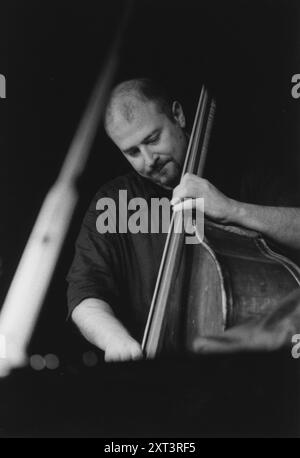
xmin=151 ymin=159 xmax=171 ymax=174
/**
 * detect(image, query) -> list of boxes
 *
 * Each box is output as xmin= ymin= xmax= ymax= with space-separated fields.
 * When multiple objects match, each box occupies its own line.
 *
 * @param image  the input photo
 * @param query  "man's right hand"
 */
xmin=72 ymin=298 xmax=144 ymax=363
xmin=104 ymin=335 xmax=143 ymax=362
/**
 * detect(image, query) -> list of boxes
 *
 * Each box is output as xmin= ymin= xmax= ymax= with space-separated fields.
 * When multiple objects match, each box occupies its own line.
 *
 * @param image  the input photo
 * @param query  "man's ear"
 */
xmin=172 ymin=101 xmax=186 ymax=128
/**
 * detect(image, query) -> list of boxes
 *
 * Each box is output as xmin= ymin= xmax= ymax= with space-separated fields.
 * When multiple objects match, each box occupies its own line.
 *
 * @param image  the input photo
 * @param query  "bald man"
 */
xmin=67 ymin=78 xmax=300 ymax=362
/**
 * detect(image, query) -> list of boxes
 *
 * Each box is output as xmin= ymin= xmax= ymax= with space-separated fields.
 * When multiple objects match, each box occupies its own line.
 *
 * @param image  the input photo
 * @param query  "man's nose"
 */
xmin=141 ymin=146 xmax=157 ymax=170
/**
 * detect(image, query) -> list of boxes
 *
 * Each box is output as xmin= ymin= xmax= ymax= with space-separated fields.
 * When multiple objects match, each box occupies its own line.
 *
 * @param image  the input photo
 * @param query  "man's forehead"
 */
xmin=108 ymin=100 xmax=163 ymax=148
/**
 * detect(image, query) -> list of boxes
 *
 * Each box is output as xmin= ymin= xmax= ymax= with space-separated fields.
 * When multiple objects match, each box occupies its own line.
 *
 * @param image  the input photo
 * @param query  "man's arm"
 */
xmin=172 ymin=173 xmax=300 ymax=250
xmin=230 ymin=202 xmax=300 ymax=250
xmin=71 ymin=298 xmax=143 ymax=362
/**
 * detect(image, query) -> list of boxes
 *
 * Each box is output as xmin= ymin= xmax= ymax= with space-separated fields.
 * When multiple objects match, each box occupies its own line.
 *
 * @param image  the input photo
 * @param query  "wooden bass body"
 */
xmin=158 ymin=220 xmax=300 ymax=354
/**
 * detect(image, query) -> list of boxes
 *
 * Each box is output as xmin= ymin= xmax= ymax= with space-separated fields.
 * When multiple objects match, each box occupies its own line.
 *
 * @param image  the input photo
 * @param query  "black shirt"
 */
xmin=67 ymin=171 xmax=172 ymax=341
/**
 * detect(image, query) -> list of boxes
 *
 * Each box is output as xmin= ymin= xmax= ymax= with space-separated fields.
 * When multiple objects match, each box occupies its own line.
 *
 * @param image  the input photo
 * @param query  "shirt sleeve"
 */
xmin=66 ymin=192 xmax=122 ymax=319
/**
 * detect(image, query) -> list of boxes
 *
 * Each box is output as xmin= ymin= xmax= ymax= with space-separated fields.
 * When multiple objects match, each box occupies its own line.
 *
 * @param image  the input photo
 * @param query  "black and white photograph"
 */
xmin=0 ymin=0 xmax=300 ymax=439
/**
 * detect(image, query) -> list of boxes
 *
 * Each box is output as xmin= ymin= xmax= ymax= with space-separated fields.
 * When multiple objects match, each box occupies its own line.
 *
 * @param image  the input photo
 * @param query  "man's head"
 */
xmin=104 ymin=78 xmax=188 ymax=189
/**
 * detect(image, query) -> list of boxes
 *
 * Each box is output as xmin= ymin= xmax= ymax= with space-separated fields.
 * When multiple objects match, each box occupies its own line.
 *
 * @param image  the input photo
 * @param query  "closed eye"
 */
xmin=124 ymin=148 xmax=139 ymax=157
xmin=145 ymin=134 xmax=160 ymax=145
xmin=123 ymin=130 xmax=161 ymax=156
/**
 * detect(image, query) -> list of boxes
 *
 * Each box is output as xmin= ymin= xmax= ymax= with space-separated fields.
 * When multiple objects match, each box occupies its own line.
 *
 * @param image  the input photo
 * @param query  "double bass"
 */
xmin=142 ymin=86 xmax=300 ymax=358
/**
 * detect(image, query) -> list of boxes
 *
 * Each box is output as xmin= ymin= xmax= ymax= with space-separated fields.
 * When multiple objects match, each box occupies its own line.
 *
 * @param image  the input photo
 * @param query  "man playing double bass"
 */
xmin=67 ymin=78 xmax=300 ymax=362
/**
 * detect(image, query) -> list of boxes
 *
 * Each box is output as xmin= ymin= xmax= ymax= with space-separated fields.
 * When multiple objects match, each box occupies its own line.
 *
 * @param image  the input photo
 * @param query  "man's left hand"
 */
xmin=171 ymin=173 xmax=238 ymax=224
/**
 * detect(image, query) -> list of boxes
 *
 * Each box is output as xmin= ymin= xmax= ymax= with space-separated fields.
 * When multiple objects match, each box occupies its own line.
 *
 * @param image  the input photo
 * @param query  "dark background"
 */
xmin=0 ymin=0 xmax=299 ymax=382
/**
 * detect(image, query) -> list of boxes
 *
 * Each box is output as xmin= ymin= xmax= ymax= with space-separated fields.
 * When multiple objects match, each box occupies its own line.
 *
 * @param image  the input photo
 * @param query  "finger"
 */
xmin=131 ymin=348 xmax=143 ymax=360
xmin=119 ymin=351 xmax=131 ymax=362
xmin=183 ymin=172 xmax=195 ymax=182
xmin=170 ymin=196 xmax=181 ymax=206
xmin=105 ymin=352 xmax=117 ymax=362
xmin=172 ymin=199 xmax=194 ymax=212
xmin=105 ymin=350 xmax=124 ymax=362
xmin=171 ymin=180 xmax=189 ymax=202
xmin=0 ymin=361 xmax=11 ymax=378
xmin=172 ymin=198 xmax=204 ymax=213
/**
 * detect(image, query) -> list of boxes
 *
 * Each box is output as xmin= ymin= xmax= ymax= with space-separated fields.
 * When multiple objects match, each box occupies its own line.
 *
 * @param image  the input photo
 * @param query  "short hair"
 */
xmin=104 ymin=78 xmax=173 ymax=132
